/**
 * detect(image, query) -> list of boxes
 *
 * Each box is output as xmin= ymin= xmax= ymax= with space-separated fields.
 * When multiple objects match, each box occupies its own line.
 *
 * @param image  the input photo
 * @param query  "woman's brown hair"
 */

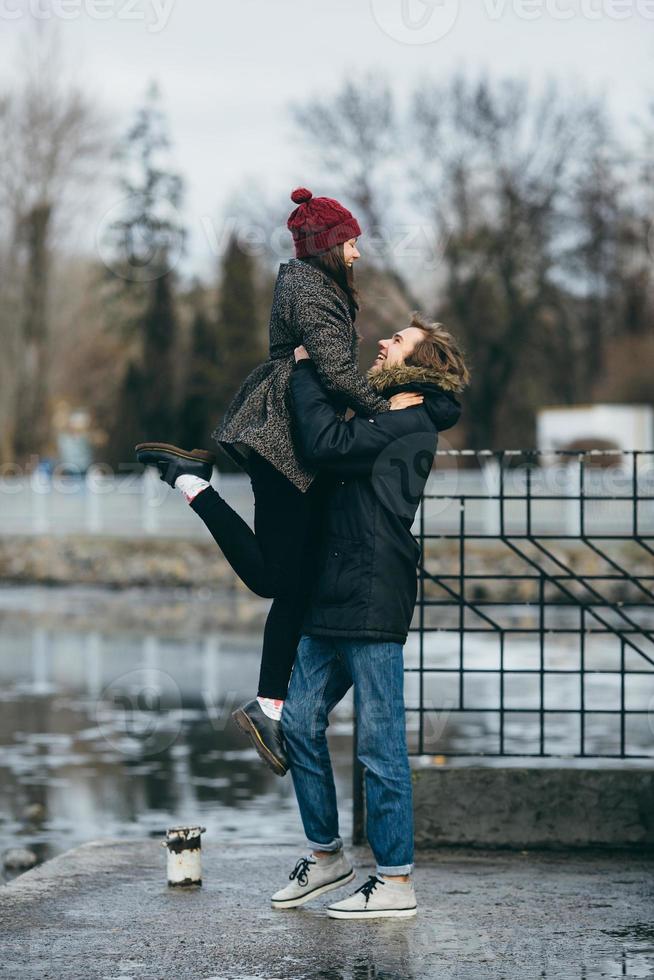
xmin=300 ymin=242 xmax=360 ymax=321
xmin=406 ymin=312 xmax=470 ymax=389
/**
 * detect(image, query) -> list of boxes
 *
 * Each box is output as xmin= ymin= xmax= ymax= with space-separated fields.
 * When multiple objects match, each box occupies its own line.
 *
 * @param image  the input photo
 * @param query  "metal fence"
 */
xmin=3 ymin=451 xmax=653 ymax=541
xmin=408 ymin=449 xmax=654 ymax=761
xmin=353 ymin=449 xmax=654 ymax=840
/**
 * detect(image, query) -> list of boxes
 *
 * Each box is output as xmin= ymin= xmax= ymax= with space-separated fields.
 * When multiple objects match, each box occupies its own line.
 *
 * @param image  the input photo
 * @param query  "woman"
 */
xmin=135 ymin=187 xmax=420 ymax=775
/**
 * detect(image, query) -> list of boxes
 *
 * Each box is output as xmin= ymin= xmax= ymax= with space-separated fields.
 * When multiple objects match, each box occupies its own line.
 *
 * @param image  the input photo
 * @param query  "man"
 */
xmin=271 ymin=313 xmax=467 ymax=920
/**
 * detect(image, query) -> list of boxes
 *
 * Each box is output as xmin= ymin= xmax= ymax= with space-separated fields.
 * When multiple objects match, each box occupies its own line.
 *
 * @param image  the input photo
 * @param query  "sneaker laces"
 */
xmin=356 ymin=874 xmax=385 ymax=904
xmin=289 ymin=855 xmax=315 ymax=886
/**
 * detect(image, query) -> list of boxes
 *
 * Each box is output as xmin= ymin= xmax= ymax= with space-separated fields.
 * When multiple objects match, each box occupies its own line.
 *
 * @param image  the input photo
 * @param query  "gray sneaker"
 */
xmin=271 ymin=851 xmax=355 ymax=910
xmin=327 ymin=874 xmax=417 ymax=919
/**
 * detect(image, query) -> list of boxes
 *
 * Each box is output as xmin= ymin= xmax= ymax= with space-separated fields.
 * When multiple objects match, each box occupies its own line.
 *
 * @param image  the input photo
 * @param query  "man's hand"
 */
xmin=294 ymin=345 xmax=310 ymax=363
xmin=389 ymin=392 xmax=424 ymax=410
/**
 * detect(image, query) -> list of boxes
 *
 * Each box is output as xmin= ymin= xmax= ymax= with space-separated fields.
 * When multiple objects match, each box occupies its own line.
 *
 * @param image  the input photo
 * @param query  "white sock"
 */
xmin=256 ymin=696 xmax=284 ymax=721
xmin=175 ymin=474 xmax=210 ymax=503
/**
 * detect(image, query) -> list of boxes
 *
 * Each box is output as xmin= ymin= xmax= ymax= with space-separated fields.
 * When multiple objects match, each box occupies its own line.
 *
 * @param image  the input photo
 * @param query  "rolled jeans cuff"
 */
xmin=378 ymin=863 xmax=414 ymax=876
xmin=307 ymin=836 xmax=343 ymax=853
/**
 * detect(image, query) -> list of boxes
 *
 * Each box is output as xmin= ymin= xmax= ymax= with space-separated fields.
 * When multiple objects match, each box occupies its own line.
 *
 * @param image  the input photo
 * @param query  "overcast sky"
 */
xmin=1 ymin=0 xmax=652 ymax=277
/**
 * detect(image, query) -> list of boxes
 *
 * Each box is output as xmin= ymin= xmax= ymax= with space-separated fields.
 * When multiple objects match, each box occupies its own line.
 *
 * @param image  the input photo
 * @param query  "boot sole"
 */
xmin=231 ymin=707 xmax=288 ymax=777
xmin=272 ymin=870 xmax=356 ymax=910
xmin=135 ymin=442 xmax=216 ymax=465
xmin=327 ymin=905 xmax=417 ymax=919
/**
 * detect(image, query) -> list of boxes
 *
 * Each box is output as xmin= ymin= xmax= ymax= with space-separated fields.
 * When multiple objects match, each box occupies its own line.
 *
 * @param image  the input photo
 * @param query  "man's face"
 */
xmin=370 ymin=326 xmax=425 ymax=374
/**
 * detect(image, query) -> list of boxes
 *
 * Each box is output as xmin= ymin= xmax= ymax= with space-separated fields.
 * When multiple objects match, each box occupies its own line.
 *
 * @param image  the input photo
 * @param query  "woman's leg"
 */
xmin=189 ymin=451 xmax=323 ymax=697
xmin=255 ymin=461 xmax=325 ymax=698
xmin=188 ymin=452 xmax=312 ymax=596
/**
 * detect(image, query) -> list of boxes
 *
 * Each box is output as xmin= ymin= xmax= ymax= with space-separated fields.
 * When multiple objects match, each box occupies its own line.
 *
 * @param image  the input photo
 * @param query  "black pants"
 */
xmin=190 ymin=451 xmax=324 ymax=699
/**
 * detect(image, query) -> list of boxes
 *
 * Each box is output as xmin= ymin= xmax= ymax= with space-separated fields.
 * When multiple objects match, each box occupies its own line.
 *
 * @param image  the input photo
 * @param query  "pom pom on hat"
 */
xmin=291 ymin=187 xmax=313 ymax=204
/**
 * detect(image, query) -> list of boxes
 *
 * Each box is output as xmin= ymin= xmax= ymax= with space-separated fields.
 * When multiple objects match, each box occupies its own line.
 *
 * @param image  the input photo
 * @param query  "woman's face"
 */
xmin=343 ymin=238 xmax=360 ymax=267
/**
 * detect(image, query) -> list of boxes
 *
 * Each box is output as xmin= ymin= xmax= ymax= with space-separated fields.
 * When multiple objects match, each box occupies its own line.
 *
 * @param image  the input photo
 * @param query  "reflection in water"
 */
xmin=1 ymin=600 xmax=653 ymax=979
xmin=0 ymin=625 xmax=355 ymax=877
xmin=2 ymin=604 xmax=652 ymax=881
xmin=306 ymin=941 xmax=415 ymax=980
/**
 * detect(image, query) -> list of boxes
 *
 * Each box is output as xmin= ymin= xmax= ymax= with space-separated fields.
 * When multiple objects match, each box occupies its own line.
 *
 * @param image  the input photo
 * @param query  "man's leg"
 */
xmin=269 ymin=635 xmax=356 ymax=910
xmin=281 ymin=635 xmax=353 ymax=852
xmin=345 ymin=640 xmax=414 ymax=877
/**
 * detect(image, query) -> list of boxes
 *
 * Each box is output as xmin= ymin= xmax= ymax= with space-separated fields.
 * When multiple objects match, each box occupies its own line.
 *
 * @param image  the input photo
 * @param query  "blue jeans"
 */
xmin=281 ymin=634 xmax=414 ymax=876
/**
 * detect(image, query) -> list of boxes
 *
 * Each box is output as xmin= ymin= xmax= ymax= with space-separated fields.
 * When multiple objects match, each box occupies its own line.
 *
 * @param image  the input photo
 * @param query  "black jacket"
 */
xmin=213 ymin=259 xmax=389 ymax=491
xmin=289 ymin=359 xmax=462 ymax=643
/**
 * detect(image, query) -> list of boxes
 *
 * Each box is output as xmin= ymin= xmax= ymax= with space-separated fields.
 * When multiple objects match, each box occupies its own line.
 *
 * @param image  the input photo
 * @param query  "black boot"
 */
xmin=135 ymin=442 xmax=216 ymax=487
xmin=232 ymin=699 xmax=288 ymax=777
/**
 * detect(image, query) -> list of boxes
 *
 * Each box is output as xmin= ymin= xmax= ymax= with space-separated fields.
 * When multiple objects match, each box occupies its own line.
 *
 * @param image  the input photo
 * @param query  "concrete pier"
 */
xmin=1 ymin=838 xmax=653 ymax=979
xmin=412 ymin=767 xmax=654 ymax=847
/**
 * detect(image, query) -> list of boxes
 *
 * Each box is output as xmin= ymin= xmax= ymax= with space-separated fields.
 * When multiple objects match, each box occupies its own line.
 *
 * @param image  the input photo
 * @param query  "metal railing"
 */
xmin=412 ymin=449 xmax=654 ymax=760
xmin=353 ymin=450 xmax=654 ymax=839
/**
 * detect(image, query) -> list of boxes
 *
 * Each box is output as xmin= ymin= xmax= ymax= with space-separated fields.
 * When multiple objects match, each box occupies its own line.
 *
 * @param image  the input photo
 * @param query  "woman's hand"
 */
xmin=294 ymin=345 xmax=310 ymax=363
xmin=389 ymin=392 xmax=424 ymax=410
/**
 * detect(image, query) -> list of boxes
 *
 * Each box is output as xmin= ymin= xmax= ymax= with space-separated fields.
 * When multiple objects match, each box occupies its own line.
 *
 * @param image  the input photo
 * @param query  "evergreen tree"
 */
xmin=215 ymin=234 xmax=266 ymax=413
xmin=104 ymin=82 xmax=185 ymax=466
xmin=178 ymin=302 xmax=221 ymax=451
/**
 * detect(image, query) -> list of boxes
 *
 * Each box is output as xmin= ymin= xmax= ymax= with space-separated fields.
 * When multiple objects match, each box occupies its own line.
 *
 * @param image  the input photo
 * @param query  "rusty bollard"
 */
xmin=161 ymin=826 xmax=206 ymax=886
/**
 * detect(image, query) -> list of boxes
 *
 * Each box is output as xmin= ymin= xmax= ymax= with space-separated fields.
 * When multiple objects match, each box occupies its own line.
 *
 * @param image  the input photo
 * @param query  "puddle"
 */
xmin=0 ymin=618 xmax=356 ymax=878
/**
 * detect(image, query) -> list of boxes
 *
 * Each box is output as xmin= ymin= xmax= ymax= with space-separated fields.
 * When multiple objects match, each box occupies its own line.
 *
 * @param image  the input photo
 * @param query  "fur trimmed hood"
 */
xmin=366 ymin=360 xmax=463 ymax=433
xmin=366 ymin=362 xmax=465 ymax=394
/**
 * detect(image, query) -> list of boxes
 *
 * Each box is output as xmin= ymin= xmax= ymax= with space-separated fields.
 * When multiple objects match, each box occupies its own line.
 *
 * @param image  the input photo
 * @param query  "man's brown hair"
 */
xmin=406 ymin=312 xmax=470 ymax=389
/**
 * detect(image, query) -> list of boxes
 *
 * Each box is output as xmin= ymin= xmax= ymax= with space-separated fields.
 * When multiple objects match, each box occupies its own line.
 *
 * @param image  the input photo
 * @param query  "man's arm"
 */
xmin=289 ymin=359 xmax=431 ymax=474
xmin=299 ymin=293 xmax=391 ymax=416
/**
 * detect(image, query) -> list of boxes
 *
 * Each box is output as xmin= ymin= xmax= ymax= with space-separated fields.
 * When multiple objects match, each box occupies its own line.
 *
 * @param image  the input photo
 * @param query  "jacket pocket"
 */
xmin=314 ymin=536 xmax=363 ymax=606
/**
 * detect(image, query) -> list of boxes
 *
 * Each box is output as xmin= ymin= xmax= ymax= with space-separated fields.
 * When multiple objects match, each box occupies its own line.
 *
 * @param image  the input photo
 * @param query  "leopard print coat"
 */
xmin=213 ymin=258 xmax=390 ymax=491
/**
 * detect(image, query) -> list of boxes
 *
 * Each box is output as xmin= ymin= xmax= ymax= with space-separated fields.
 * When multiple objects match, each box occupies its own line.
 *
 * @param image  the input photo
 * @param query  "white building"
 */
xmin=537 ymin=404 xmax=654 ymax=460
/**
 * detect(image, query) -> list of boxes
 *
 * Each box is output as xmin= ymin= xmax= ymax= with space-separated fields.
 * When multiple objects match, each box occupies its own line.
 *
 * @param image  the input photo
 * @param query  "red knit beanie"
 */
xmin=287 ymin=187 xmax=362 ymax=258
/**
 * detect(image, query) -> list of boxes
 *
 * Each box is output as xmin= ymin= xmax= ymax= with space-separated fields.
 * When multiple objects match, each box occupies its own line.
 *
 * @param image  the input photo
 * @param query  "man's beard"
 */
xmin=369 ymin=355 xmax=394 ymax=375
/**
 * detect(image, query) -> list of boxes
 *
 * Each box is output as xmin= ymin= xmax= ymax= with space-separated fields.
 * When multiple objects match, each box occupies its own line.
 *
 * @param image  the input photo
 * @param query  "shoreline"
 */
xmin=0 ymin=580 xmax=271 ymax=636
xmin=1 ymin=534 xmax=650 ymax=605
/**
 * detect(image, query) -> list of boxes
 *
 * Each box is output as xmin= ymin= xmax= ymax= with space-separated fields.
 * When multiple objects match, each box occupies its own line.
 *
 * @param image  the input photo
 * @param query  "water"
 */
xmin=0 ymin=590 xmax=356 ymax=880
xmin=1 ymin=585 xmax=653 ymax=883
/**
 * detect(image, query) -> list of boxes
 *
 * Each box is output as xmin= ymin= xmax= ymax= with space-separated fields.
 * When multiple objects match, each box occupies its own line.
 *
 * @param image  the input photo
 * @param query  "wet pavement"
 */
xmin=1 ymin=838 xmax=653 ymax=980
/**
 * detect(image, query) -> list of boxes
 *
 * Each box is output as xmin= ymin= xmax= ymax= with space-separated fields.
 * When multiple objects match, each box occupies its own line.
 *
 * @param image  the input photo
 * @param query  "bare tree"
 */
xmin=409 ymin=77 xmax=610 ymax=446
xmin=0 ymin=94 xmax=25 ymax=465
xmin=293 ymin=73 xmax=615 ymax=447
xmin=0 ymin=26 xmax=105 ymax=464
xmin=292 ymin=75 xmax=423 ymax=310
